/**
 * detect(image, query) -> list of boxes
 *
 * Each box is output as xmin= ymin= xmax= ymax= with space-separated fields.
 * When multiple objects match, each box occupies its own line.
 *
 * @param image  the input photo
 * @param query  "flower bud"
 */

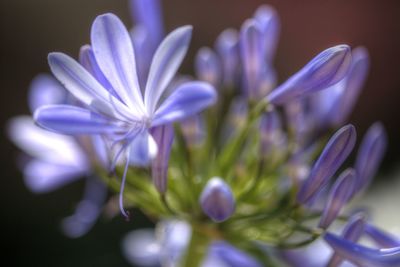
xmin=200 ymin=177 xmax=235 ymax=222
xmin=297 ymin=124 xmax=356 ymax=204
xmin=259 ymin=108 xmax=282 ymax=156
xmin=365 ymin=224 xmax=400 ymax=248
xmin=267 ymin=45 xmax=352 ymax=105
xmin=195 ymin=47 xmax=222 ymax=87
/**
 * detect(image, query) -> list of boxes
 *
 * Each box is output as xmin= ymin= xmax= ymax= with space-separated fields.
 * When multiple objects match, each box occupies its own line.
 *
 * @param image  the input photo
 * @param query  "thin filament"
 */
xmin=119 ymin=149 xmax=131 ymax=219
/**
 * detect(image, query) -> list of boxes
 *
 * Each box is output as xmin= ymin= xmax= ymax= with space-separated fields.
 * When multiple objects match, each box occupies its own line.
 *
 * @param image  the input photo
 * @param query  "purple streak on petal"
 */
xmin=354 ymin=122 xmax=387 ymax=195
xmin=365 ymin=224 xmax=400 ymax=248
xmin=319 ymin=168 xmax=356 ymax=229
xmin=195 ymin=47 xmax=222 ymax=87
xmin=215 ymin=29 xmax=240 ymax=88
xmin=144 ymin=26 xmax=192 ymax=115
xmin=128 ymin=130 xmax=158 ymax=167
xmin=152 ymin=81 xmax=217 ymax=126
xmin=267 ymin=45 xmax=352 ymax=105
xmin=297 ymin=124 xmax=356 ymax=205
xmin=200 ymin=177 xmax=235 ymax=222
xmin=150 ymin=125 xmax=174 ymax=193
xmin=253 ymin=5 xmax=280 ymax=63
xmin=330 ymin=47 xmax=370 ymax=125
xmin=28 ymin=74 xmax=67 ymax=112
xmin=34 ymin=105 xmax=121 ymax=135
xmin=240 ymin=19 xmax=264 ymax=99
xmin=129 ymin=0 xmax=164 ymax=48
xmin=180 ymin=115 xmax=205 ymax=147
xmin=48 ymin=52 xmax=134 ymax=121
xmin=91 ymin=13 xmax=145 ymax=115
xmin=324 ymin=233 xmax=400 ymax=267
xmin=131 ymin=26 xmax=153 ymax=87
xmin=61 ymin=177 xmax=107 ymax=238
xmin=24 ymin=160 xmax=83 ymax=193
xmin=209 ymin=241 xmax=262 ymax=267
xmin=326 ymin=212 xmax=367 ymax=267
xmin=259 ymin=108 xmax=281 ymax=156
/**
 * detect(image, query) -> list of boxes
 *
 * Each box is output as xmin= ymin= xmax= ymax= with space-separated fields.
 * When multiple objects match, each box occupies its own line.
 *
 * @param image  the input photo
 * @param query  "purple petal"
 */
xmin=253 ymin=5 xmax=280 ymax=63
xmin=34 ymin=105 xmax=121 ymax=135
xmin=28 ymin=74 xmax=67 ymax=112
xmin=209 ymin=241 xmax=262 ymax=267
xmin=129 ymin=0 xmax=164 ymax=47
xmin=128 ymin=130 xmax=158 ymax=166
xmin=91 ymin=13 xmax=146 ymax=116
xmin=319 ymin=168 xmax=356 ymax=229
xmin=24 ymin=160 xmax=83 ymax=193
xmin=144 ymin=26 xmax=192 ymax=115
xmin=259 ymin=108 xmax=281 ymax=156
xmin=61 ymin=177 xmax=107 ymax=238
xmin=48 ymin=52 xmax=135 ymax=120
xmin=215 ymin=29 xmax=240 ymax=88
xmin=267 ymin=45 xmax=352 ymax=105
xmin=240 ymin=19 xmax=264 ymax=99
xmin=200 ymin=177 xmax=235 ymax=222
xmin=131 ymin=26 xmax=153 ymax=87
xmin=150 ymin=124 xmax=174 ymax=193
xmin=324 ymin=233 xmax=400 ymax=267
xmin=354 ymin=122 xmax=387 ymax=194
xmin=365 ymin=224 xmax=400 ymax=248
xmin=297 ymin=124 xmax=356 ymax=204
xmin=152 ymin=81 xmax=217 ymax=126
xmin=195 ymin=47 xmax=222 ymax=87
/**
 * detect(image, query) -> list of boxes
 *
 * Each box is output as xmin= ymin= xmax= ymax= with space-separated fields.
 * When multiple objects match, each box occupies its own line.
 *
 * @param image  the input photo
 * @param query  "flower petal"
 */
xmin=144 ymin=26 xmax=192 ymax=115
xmin=128 ymin=131 xmax=158 ymax=166
xmin=210 ymin=241 xmax=262 ymax=267
xmin=34 ymin=105 xmax=122 ymax=135
xmin=365 ymin=224 xmax=400 ymax=248
xmin=91 ymin=13 xmax=146 ymax=116
xmin=48 ymin=52 xmax=135 ymax=120
xmin=195 ymin=47 xmax=222 ymax=87
xmin=152 ymin=81 xmax=217 ymax=126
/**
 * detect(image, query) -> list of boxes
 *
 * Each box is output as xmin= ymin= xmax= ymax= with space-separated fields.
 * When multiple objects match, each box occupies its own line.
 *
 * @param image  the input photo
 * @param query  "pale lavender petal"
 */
xmin=131 ymin=25 xmax=153 ymax=87
xmin=365 ymin=224 xmax=400 ymax=248
xmin=91 ymin=13 xmax=146 ymax=115
xmin=151 ymin=125 xmax=174 ymax=193
xmin=253 ymin=5 xmax=280 ymax=63
xmin=129 ymin=130 xmax=158 ymax=166
xmin=144 ymin=26 xmax=192 ymax=115
xmin=354 ymin=122 xmax=387 ymax=194
xmin=200 ymin=177 xmax=235 ymax=222
xmin=34 ymin=105 xmax=122 ymax=135
xmin=123 ymin=229 xmax=160 ymax=267
xmin=297 ymin=124 xmax=356 ymax=204
xmin=215 ymin=29 xmax=240 ymax=88
xmin=209 ymin=241 xmax=262 ymax=267
xmin=129 ymin=0 xmax=164 ymax=47
xmin=48 ymin=52 xmax=135 ymax=120
xmin=267 ymin=45 xmax=352 ymax=105
xmin=240 ymin=19 xmax=264 ymax=99
xmin=324 ymin=233 xmax=400 ymax=267
xmin=28 ymin=74 xmax=67 ymax=112
xmin=152 ymin=81 xmax=217 ymax=126
xmin=195 ymin=47 xmax=222 ymax=87
xmin=61 ymin=177 xmax=107 ymax=238
xmin=90 ymin=135 xmax=110 ymax=169
xmin=319 ymin=168 xmax=356 ymax=229
xmin=23 ymin=160 xmax=83 ymax=193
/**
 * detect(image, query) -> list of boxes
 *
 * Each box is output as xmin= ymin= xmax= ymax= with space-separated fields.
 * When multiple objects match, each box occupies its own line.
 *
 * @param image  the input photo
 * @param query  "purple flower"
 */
xmin=297 ymin=124 xmax=356 ymax=205
xmin=200 ymin=177 xmax=235 ymax=222
xmin=267 ymin=45 xmax=352 ymax=105
xmin=195 ymin=47 xmax=222 ymax=87
xmin=319 ymin=168 xmax=356 ymax=229
xmin=34 ymin=13 xmax=217 ymax=217
xmin=354 ymin=122 xmax=387 ymax=195
xmin=324 ymin=233 xmax=400 ymax=267
xmin=207 ymin=241 xmax=262 ymax=267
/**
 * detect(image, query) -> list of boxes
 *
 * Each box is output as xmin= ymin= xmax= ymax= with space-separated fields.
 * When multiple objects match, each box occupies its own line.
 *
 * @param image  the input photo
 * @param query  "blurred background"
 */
xmin=1 ymin=0 xmax=400 ymax=266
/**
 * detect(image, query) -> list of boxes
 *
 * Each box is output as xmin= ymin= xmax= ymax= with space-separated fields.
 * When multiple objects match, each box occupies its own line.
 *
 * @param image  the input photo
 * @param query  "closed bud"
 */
xmin=195 ymin=47 xmax=222 ymax=87
xmin=365 ymin=224 xmax=400 ymax=248
xmin=200 ymin=177 xmax=235 ymax=222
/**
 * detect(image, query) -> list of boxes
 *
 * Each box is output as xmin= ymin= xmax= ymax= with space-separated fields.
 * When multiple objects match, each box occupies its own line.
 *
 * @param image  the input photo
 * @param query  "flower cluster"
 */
xmin=8 ymin=0 xmax=400 ymax=266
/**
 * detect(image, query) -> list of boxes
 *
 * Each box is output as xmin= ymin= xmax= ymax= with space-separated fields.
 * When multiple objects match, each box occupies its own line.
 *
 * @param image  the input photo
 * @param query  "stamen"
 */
xmin=119 ymin=148 xmax=131 ymax=220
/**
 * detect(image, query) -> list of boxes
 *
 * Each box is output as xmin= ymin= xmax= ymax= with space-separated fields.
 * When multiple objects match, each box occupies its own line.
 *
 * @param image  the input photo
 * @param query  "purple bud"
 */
xmin=324 ymin=233 xmax=400 ymax=267
xmin=267 ymin=45 xmax=352 ymax=105
xmin=297 ymin=124 xmax=356 ymax=204
xmin=209 ymin=241 xmax=262 ymax=267
xmin=215 ymin=29 xmax=240 ymax=88
xmin=200 ymin=177 xmax=235 ymax=222
xmin=253 ymin=5 xmax=280 ymax=63
xmin=319 ymin=168 xmax=356 ymax=229
xmin=150 ymin=124 xmax=174 ymax=193
xmin=240 ymin=19 xmax=264 ymax=99
xmin=354 ymin=122 xmax=387 ymax=195
xmin=365 ymin=224 xmax=400 ymax=248
xmin=195 ymin=47 xmax=222 ymax=87
xmin=259 ymin=108 xmax=282 ymax=156
xmin=180 ymin=115 xmax=205 ymax=147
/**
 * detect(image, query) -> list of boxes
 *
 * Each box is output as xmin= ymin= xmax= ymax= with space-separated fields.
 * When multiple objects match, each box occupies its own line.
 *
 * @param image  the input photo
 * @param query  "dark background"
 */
xmin=1 ymin=0 xmax=400 ymax=266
